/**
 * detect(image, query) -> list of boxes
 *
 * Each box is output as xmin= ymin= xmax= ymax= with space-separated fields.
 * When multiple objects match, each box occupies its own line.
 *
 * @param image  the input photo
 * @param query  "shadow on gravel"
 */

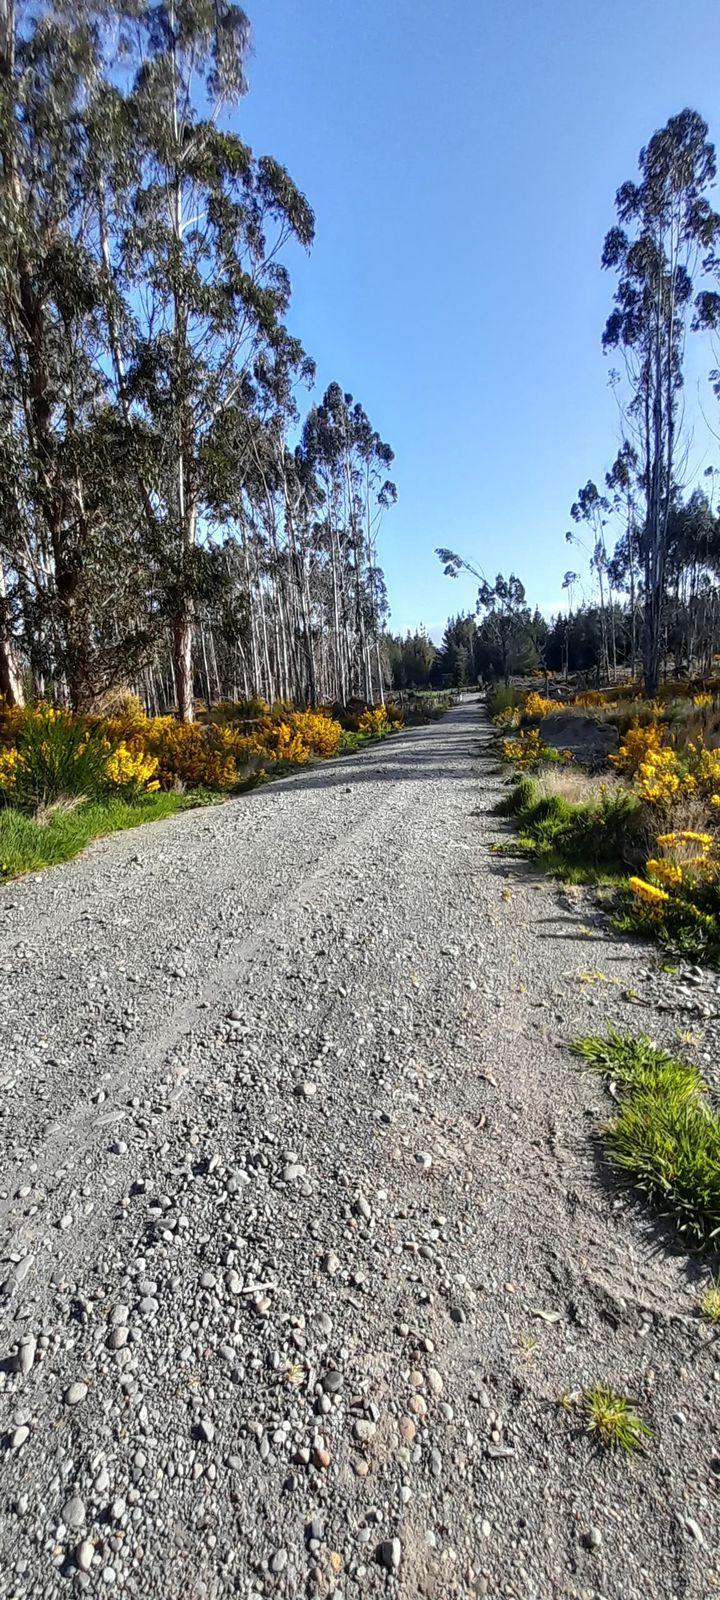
xmin=585 ymin=1128 xmax=715 ymax=1278
xmin=238 ymin=709 xmax=485 ymax=799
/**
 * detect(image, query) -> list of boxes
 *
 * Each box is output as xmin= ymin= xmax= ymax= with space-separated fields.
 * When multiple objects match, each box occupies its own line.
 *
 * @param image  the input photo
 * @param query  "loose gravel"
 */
xmin=0 ymin=699 xmax=717 ymax=1598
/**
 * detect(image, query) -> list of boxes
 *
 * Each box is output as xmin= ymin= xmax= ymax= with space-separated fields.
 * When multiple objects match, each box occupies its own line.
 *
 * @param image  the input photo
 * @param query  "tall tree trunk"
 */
xmin=0 ymin=561 xmax=23 ymax=705
xmin=173 ymin=611 xmax=194 ymax=723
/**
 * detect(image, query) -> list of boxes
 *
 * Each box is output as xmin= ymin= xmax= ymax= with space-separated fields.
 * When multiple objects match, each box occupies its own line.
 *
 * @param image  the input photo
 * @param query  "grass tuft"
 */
xmin=583 ymin=1386 xmax=652 ymax=1453
xmin=699 ymin=1274 xmax=720 ymax=1323
xmin=572 ymin=1032 xmax=720 ymax=1248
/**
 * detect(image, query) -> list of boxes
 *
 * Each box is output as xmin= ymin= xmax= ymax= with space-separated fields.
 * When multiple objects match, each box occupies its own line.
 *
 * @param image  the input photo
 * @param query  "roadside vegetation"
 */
xmin=581 ymin=1388 xmax=652 ymax=1455
xmin=491 ymin=680 xmax=720 ymax=962
xmin=0 ymin=696 xmax=417 ymax=878
xmin=572 ymin=1032 xmax=720 ymax=1249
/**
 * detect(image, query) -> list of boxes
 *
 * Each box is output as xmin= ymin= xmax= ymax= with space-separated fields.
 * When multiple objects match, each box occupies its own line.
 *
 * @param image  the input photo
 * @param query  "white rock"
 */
xmin=65 ymin=1382 xmax=88 ymax=1406
xmin=76 ymin=1541 xmax=94 ymax=1573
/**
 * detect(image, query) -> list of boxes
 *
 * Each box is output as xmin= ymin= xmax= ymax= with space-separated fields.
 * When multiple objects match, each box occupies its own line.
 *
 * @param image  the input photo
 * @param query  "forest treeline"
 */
xmin=398 ymin=482 xmax=720 ymax=691
xmin=0 ymin=0 xmax=396 ymax=720
xmin=429 ymin=110 xmax=720 ymax=695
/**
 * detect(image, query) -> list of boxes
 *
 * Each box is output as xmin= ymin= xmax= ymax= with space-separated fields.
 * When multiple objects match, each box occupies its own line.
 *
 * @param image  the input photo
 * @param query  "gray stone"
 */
xmin=65 ymin=1382 xmax=88 ymax=1407
xmin=378 ymin=1538 xmax=402 ymax=1571
xmin=62 ymin=1495 xmax=86 ymax=1530
xmin=76 ymin=1542 xmax=94 ymax=1573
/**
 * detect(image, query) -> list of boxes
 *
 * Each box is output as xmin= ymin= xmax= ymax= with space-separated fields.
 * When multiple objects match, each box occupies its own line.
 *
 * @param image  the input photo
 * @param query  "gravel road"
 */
xmin=0 ymin=699 xmax=718 ymax=1599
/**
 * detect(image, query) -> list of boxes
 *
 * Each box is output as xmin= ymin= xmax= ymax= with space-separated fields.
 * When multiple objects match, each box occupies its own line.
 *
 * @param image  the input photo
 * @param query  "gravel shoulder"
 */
xmin=0 ymin=699 xmax=717 ymax=1599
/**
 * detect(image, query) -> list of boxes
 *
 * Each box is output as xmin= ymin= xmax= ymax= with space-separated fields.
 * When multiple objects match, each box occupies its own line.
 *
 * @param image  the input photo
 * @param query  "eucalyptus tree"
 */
xmin=560 ymin=571 xmax=578 ymax=680
xmin=0 ymin=1 xmax=146 ymax=707
xmin=301 ymin=383 xmax=395 ymax=704
xmin=437 ymin=550 xmax=532 ymax=683
xmin=602 ymin=109 xmax=720 ymax=695
xmin=606 ymin=441 xmax=640 ymax=676
xmin=104 ymin=0 xmax=314 ymax=719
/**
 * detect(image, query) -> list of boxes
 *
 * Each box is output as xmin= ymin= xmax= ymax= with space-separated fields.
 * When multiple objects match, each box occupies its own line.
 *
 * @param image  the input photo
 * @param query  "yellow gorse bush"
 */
xmin=688 ymin=741 xmax=720 ymax=794
xmin=104 ymin=742 xmax=160 ymax=792
xmin=0 ymin=746 xmax=22 ymax=791
xmin=0 ymin=698 xmax=383 ymax=804
xmin=628 ymin=876 xmax=670 ymax=914
xmin=611 ymin=721 xmax=666 ymax=775
xmin=286 ymin=709 xmax=342 ymax=757
xmin=359 ymin=706 xmax=391 ymax=737
xmin=522 ymin=691 xmax=557 ymax=719
xmin=646 ymin=858 xmax=683 ymax=888
xmin=633 ymin=746 xmax=688 ymax=807
xmin=502 ymin=728 xmax=543 ymax=768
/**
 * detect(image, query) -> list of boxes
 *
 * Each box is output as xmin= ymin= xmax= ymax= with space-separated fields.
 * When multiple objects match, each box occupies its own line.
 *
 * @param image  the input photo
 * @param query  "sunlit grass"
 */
xmin=573 ymin=1032 xmax=720 ymax=1248
xmin=583 ymin=1386 xmax=652 ymax=1453
xmin=0 ymin=791 xmax=211 ymax=879
xmin=699 ymin=1274 xmax=720 ymax=1323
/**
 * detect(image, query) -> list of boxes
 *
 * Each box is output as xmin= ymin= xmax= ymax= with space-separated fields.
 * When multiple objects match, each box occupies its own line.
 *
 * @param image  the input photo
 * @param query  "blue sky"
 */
xmin=239 ymin=0 xmax=720 ymax=640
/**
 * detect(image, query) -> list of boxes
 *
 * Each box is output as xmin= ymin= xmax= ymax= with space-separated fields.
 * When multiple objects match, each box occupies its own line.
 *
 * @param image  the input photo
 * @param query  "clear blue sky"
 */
xmin=238 ymin=0 xmax=720 ymax=640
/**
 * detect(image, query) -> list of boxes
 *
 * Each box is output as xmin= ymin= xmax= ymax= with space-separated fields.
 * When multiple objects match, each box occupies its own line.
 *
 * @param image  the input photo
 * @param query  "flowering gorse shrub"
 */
xmin=623 ymin=829 xmax=720 ymax=961
xmin=105 ymin=743 xmax=160 ymax=792
xmin=0 ymin=697 xmax=396 ymax=811
xmin=0 ymin=707 xmax=119 ymax=808
xmin=611 ymin=721 xmax=667 ymax=777
xmin=492 ymin=705 xmax=521 ymax=728
xmin=522 ymin=691 xmax=557 ymax=719
xmin=628 ymin=876 xmax=671 ymax=916
xmin=608 ymin=722 xmax=720 ymax=810
xmin=633 ymin=746 xmax=686 ymax=807
xmin=500 ymin=728 xmax=562 ymax=770
xmin=359 ymin=706 xmax=392 ymax=737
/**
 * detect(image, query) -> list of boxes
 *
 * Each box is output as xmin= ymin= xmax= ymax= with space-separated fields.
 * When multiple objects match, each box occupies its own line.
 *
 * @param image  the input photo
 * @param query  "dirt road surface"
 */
xmin=0 ymin=700 xmax=716 ymax=1598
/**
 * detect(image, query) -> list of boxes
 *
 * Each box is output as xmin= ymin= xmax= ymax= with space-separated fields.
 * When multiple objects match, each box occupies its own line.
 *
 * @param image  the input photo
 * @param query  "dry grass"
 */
xmin=532 ymin=767 xmax=623 ymax=806
xmin=32 ymin=795 xmax=88 ymax=828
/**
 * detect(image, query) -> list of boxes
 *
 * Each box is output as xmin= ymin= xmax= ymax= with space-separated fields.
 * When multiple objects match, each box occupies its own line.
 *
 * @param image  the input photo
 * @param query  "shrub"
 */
xmin=494 ymin=774 xmax=643 ymax=879
xmin=287 ymin=709 xmax=342 ymax=757
xmin=141 ymin=719 xmax=241 ymax=789
xmin=359 ymin=706 xmax=391 ymax=738
xmin=487 ymin=684 xmax=518 ymax=721
xmin=620 ymin=829 xmax=720 ymax=963
xmin=522 ymin=691 xmax=558 ymax=720
xmin=0 ymin=708 xmax=114 ymax=809
xmin=611 ymin=721 xmax=667 ymax=777
xmin=501 ymin=728 xmax=571 ymax=771
xmin=105 ymin=742 xmax=160 ymax=794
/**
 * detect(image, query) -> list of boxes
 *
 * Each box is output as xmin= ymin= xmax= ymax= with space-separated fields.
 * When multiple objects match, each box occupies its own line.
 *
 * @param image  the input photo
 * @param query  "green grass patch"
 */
xmin=700 ymin=1274 xmax=720 ymax=1322
xmin=493 ymin=774 xmax=642 ymax=881
xmin=572 ymin=1031 xmax=720 ymax=1248
xmin=0 ymin=791 xmax=211 ymax=879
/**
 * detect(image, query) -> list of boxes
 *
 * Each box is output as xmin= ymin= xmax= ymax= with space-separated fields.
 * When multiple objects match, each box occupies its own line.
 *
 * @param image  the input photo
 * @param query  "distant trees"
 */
xmin=436 ymin=550 xmax=541 ymax=682
xmin=385 ymin=630 xmax=437 ymax=689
